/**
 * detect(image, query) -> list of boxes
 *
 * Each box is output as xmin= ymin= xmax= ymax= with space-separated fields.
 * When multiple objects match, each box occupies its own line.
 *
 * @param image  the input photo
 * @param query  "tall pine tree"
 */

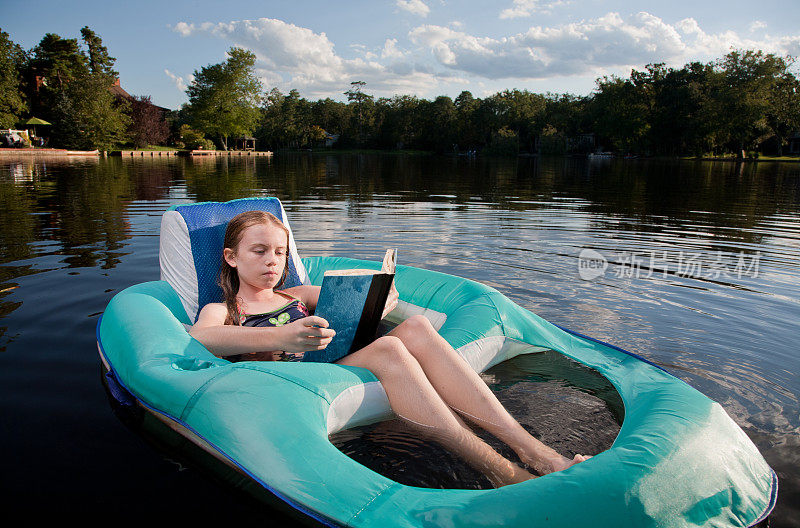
xmin=31 ymin=28 xmax=129 ymax=150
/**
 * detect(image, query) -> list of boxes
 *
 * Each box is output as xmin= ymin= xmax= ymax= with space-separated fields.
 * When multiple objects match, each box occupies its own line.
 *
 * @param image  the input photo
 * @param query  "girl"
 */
xmin=190 ymin=210 xmax=589 ymax=487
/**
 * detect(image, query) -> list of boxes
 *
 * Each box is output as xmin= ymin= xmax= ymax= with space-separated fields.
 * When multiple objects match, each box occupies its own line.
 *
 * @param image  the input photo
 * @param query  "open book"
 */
xmin=302 ymin=249 xmax=397 ymax=363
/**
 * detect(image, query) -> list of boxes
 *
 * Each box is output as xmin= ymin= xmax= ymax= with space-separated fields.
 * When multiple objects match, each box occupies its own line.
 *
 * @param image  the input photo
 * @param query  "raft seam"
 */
xmin=346 ymin=483 xmax=398 ymax=525
xmin=180 ymin=368 xmax=237 ymax=421
xmin=485 ymin=291 xmax=506 ymax=336
xmin=502 ymin=335 xmax=550 ymax=349
xmin=232 ymin=364 xmax=332 ymax=403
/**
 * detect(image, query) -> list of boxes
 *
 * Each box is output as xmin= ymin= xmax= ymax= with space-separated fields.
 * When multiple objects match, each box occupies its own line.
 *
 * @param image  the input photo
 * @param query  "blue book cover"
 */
xmin=302 ymin=250 xmax=396 ymax=363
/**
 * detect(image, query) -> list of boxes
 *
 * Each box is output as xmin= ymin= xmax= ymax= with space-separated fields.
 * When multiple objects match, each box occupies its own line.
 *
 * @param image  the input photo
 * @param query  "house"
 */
xmin=109 ymin=78 xmax=171 ymax=113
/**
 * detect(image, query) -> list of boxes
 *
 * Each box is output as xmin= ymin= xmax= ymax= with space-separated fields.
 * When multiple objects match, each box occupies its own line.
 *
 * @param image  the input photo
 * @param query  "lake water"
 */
xmin=1 ymin=154 xmax=798 ymax=525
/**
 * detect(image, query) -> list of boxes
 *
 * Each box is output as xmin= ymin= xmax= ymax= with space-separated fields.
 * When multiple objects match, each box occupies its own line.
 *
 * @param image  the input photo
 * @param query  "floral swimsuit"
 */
xmin=227 ymin=293 xmax=310 ymax=362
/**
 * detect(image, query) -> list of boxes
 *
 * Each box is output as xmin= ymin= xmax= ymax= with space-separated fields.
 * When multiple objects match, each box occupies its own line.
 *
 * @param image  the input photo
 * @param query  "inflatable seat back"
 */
xmin=159 ymin=198 xmax=309 ymax=322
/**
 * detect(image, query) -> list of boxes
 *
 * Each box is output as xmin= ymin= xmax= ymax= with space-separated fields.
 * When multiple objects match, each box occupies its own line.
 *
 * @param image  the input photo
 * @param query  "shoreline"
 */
xmin=0 ymin=147 xmax=99 ymax=156
xmin=2 ymin=147 xmax=797 ymax=163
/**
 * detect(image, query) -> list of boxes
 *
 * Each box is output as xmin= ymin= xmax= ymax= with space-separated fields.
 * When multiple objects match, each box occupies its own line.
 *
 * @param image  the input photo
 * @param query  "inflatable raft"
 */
xmin=97 ymin=198 xmax=777 ymax=527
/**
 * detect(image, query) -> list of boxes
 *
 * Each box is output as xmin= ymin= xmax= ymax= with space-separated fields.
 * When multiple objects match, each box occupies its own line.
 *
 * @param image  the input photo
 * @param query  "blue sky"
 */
xmin=4 ymin=0 xmax=800 ymax=110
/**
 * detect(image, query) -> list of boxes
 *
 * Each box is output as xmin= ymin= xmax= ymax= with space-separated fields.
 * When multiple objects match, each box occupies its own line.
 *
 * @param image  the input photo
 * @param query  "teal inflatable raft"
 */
xmin=97 ymin=198 xmax=777 ymax=527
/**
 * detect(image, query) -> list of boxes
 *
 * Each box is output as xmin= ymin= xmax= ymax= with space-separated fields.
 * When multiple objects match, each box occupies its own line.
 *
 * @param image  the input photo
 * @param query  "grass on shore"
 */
xmin=120 ymin=145 xmax=181 ymax=151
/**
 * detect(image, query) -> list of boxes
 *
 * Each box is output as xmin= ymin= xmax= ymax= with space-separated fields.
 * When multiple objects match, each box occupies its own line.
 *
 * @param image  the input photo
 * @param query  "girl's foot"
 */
xmin=520 ymin=451 xmax=592 ymax=475
xmin=488 ymin=462 xmax=537 ymax=488
xmin=543 ymin=453 xmax=591 ymax=474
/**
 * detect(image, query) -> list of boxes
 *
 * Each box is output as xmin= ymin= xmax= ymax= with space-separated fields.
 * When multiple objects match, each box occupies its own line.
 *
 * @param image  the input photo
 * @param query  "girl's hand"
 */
xmin=382 ymin=280 xmax=399 ymax=320
xmin=278 ymin=316 xmax=336 ymax=352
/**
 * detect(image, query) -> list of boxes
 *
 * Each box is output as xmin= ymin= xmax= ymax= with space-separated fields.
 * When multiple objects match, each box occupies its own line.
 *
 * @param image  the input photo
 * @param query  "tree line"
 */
xmin=2 ymin=25 xmax=798 ymax=156
xmin=0 ymin=27 xmax=167 ymax=150
xmin=253 ymin=51 xmax=800 ymax=157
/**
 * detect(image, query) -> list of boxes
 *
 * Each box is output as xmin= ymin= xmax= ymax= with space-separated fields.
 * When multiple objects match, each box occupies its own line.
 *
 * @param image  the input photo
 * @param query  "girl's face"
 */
xmin=224 ymin=222 xmax=288 ymax=290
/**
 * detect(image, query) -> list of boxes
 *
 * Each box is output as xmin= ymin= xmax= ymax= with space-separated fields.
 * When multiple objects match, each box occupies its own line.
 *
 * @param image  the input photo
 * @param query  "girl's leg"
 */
xmin=388 ymin=315 xmax=588 ymax=474
xmin=336 ymin=335 xmax=533 ymax=487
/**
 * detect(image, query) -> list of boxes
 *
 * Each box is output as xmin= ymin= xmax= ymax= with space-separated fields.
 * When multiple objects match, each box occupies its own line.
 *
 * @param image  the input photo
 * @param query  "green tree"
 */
xmin=454 ymin=90 xmax=481 ymax=150
xmin=178 ymin=123 xmax=214 ymax=150
xmin=80 ymin=26 xmax=117 ymax=77
xmin=49 ymin=72 xmax=130 ymax=150
xmin=766 ymin=72 xmax=800 ymax=155
xmin=0 ymin=29 xmax=28 ymax=128
xmin=489 ymin=89 xmax=547 ymax=151
xmin=716 ymin=50 xmax=795 ymax=155
xmin=257 ymin=87 xmax=329 ymax=149
xmin=647 ymin=62 xmax=717 ymax=155
xmin=419 ymin=95 xmax=456 ymax=152
xmin=311 ymin=97 xmax=349 ymax=135
xmin=30 ymin=33 xmax=87 ymax=90
xmin=590 ymin=75 xmax=651 ymax=152
xmin=186 ymin=47 xmax=262 ymax=150
xmin=375 ymin=94 xmax=420 ymax=149
xmin=541 ymin=93 xmax=592 ymax=153
xmin=257 ymin=87 xmax=286 ymax=149
xmin=32 ymin=30 xmax=129 ymax=150
xmin=485 ymin=126 xmax=519 ymax=156
xmin=345 ymin=80 xmax=373 ymax=144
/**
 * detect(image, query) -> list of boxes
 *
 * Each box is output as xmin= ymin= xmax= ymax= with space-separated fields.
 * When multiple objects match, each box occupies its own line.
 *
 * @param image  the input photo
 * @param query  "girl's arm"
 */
xmin=189 ymin=302 xmax=334 ymax=357
xmin=283 ymin=285 xmax=322 ymax=312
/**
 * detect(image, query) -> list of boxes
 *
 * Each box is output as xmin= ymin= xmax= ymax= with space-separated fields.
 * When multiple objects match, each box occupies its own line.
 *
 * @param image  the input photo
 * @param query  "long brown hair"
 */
xmin=219 ymin=210 xmax=290 ymax=325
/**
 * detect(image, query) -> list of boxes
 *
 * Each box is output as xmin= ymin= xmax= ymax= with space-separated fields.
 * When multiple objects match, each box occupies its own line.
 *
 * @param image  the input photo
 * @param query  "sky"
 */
xmin=4 ymin=0 xmax=800 ymax=110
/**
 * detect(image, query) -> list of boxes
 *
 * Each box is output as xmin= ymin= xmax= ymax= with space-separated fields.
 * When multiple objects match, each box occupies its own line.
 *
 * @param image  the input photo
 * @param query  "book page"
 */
xmin=323 ymin=268 xmax=383 ymax=277
xmin=381 ymin=248 xmax=396 ymax=273
xmin=323 ymin=248 xmax=397 ymax=276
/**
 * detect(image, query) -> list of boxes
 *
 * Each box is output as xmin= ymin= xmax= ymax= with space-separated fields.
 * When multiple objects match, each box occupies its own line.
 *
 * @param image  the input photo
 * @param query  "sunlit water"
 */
xmin=1 ymin=154 xmax=798 ymax=525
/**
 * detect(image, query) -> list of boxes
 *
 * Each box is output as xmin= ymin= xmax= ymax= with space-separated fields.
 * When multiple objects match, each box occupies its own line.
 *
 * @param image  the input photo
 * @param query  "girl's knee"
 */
xmin=373 ymin=335 xmax=409 ymax=359
xmin=394 ymin=314 xmax=435 ymax=343
xmin=372 ymin=336 xmax=417 ymax=374
xmin=404 ymin=314 xmax=434 ymax=332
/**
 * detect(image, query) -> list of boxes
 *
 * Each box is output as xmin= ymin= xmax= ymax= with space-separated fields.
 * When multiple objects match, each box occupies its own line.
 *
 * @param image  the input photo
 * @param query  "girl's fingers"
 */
xmin=307 ymin=326 xmax=336 ymax=338
xmin=303 ymin=335 xmax=333 ymax=346
xmin=300 ymin=315 xmax=329 ymax=328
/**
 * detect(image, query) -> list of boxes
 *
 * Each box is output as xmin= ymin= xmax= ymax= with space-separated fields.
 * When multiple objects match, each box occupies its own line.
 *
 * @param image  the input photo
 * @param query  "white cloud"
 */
xmin=164 ymin=69 xmax=193 ymax=92
xmin=410 ymin=12 xmax=800 ymax=80
xmin=172 ymin=22 xmax=193 ymax=37
xmin=169 ymin=13 xmax=800 ymax=99
xmin=674 ymin=16 xmax=800 ymax=58
xmin=396 ymin=0 xmax=430 ymax=17
xmin=381 ymin=38 xmax=405 ymax=60
xmin=749 ymin=20 xmax=767 ymax=33
xmin=500 ymin=0 xmax=567 ymax=19
xmin=171 ymin=17 xmax=437 ymax=98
